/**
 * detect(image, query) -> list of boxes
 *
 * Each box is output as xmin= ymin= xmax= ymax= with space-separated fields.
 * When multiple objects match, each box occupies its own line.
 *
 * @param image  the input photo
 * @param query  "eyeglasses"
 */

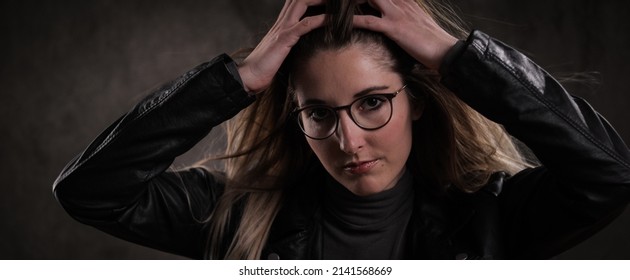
xmin=294 ymin=85 xmax=407 ymax=140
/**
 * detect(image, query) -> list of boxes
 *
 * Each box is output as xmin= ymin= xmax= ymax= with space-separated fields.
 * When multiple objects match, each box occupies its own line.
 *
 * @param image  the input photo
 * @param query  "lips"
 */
xmin=343 ymin=159 xmax=379 ymax=175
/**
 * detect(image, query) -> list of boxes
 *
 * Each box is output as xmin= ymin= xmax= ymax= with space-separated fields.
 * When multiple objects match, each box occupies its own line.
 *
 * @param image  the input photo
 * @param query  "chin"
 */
xmin=340 ymin=176 xmax=389 ymax=196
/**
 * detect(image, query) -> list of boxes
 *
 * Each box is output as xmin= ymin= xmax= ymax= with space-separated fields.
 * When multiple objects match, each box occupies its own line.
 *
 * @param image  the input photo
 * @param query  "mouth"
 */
xmin=343 ymin=159 xmax=379 ymax=175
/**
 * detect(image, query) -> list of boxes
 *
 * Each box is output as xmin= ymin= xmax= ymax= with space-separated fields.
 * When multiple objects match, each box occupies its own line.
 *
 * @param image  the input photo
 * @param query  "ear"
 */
xmin=410 ymin=98 xmax=424 ymax=121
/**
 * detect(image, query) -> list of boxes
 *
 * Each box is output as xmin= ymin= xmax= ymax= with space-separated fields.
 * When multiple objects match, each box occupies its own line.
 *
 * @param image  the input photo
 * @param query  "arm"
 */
xmin=53 ymin=54 xmax=255 ymax=259
xmin=441 ymin=30 xmax=630 ymax=259
xmin=354 ymin=0 xmax=630 ymax=258
xmin=54 ymin=0 xmax=326 ymax=259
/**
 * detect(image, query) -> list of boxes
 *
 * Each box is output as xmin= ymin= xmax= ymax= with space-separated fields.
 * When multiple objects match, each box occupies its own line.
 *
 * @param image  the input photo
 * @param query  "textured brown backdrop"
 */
xmin=1 ymin=0 xmax=628 ymax=259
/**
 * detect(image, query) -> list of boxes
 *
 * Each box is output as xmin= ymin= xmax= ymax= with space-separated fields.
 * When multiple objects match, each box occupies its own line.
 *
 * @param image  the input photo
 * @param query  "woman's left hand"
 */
xmin=353 ymin=0 xmax=458 ymax=70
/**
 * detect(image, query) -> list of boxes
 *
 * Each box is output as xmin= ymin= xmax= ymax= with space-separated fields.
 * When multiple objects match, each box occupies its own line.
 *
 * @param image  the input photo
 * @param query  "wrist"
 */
xmin=428 ymin=35 xmax=458 ymax=70
xmin=236 ymin=65 xmax=255 ymax=94
xmin=438 ymin=39 xmax=467 ymax=76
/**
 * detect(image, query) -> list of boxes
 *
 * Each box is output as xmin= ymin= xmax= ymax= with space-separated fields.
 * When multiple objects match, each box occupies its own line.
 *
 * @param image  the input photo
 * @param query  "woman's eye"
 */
xmin=308 ymin=108 xmax=332 ymax=121
xmin=359 ymin=96 xmax=386 ymax=111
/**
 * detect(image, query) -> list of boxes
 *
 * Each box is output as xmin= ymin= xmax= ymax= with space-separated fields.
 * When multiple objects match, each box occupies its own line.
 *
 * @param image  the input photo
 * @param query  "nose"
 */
xmin=335 ymin=111 xmax=364 ymax=154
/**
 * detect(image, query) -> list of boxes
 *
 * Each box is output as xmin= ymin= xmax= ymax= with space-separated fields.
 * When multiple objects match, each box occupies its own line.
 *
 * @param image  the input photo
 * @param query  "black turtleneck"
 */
xmin=322 ymin=170 xmax=414 ymax=259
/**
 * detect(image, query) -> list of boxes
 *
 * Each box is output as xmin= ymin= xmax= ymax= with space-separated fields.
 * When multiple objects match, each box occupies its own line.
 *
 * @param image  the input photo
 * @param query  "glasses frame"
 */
xmin=294 ymin=85 xmax=408 ymax=140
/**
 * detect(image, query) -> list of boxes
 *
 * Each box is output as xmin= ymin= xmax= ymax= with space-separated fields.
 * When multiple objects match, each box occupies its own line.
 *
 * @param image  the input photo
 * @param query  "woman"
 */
xmin=53 ymin=0 xmax=630 ymax=259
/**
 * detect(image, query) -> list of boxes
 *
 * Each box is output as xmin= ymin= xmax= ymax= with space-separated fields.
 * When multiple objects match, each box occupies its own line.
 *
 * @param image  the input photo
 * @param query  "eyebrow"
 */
xmin=300 ymin=85 xmax=391 ymax=106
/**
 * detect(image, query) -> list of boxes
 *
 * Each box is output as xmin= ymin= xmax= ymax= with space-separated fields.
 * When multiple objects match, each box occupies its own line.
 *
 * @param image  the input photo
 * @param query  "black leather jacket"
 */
xmin=53 ymin=30 xmax=630 ymax=259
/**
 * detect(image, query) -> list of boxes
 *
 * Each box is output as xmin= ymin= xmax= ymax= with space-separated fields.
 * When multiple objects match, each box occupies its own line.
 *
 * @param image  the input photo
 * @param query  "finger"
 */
xmin=365 ymin=0 xmax=410 ymax=18
xmin=286 ymin=0 xmax=326 ymax=23
xmin=352 ymin=14 xmax=386 ymax=33
xmin=290 ymin=14 xmax=326 ymax=37
xmin=364 ymin=0 xmax=385 ymax=14
xmin=274 ymin=0 xmax=323 ymax=28
xmin=275 ymin=0 xmax=295 ymax=26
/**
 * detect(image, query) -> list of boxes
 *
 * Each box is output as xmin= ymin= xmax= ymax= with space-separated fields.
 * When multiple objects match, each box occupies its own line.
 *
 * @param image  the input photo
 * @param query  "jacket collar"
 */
xmin=264 ymin=161 xmax=325 ymax=259
xmin=410 ymin=172 xmax=506 ymax=259
xmin=263 ymin=163 xmax=505 ymax=260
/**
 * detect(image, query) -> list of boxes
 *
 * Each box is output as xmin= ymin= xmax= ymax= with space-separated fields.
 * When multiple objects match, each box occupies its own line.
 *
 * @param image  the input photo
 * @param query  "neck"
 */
xmin=324 ymin=170 xmax=414 ymax=230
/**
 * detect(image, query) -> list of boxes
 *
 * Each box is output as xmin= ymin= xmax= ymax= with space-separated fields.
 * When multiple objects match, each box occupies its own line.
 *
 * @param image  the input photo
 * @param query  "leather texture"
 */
xmin=53 ymin=31 xmax=630 ymax=259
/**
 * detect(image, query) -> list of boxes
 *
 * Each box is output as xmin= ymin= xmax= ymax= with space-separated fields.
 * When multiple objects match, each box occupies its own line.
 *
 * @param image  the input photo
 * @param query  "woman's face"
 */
xmin=293 ymin=45 xmax=420 ymax=196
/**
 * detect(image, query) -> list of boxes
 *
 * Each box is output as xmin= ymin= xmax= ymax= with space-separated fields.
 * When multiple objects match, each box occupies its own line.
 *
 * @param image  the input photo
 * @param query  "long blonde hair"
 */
xmin=203 ymin=0 xmax=534 ymax=259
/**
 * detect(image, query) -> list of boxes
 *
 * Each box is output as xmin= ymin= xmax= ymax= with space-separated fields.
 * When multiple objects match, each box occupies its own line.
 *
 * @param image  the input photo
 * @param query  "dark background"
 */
xmin=1 ymin=0 xmax=629 ymax=259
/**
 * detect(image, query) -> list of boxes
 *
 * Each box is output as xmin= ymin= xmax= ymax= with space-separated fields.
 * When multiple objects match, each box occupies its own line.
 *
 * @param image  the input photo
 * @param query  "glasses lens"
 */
xmin=296 ymin=94 xmax=395 ymax=139
xmin=350 ymin=95 xmax=393 ymax=129
xmin=298 ymin=106 xmax=336 ymax=139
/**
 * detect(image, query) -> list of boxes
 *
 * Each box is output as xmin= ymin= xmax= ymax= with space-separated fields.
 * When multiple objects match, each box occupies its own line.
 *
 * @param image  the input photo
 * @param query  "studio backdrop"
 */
xmin=1 ymin=0 xmax=628 ymax=259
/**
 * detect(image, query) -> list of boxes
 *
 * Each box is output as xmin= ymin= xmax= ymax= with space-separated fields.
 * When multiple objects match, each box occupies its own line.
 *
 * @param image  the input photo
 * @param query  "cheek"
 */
xmin=377 ymin=109 xmax=414 ymax=147
xmin=305 ymin=114 xmax=414 ymax=155
xmin=303 ymin=108 xmax=415 ymax=166
xmin=305 ymin=138 xmax=335 ymax=162
xmin=367 ymin=111 xmax=414 ymax=169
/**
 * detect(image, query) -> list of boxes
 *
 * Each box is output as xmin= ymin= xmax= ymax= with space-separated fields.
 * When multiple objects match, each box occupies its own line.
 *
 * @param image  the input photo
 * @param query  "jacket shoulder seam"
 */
xmin=485 ymin=50 xmax=630 ymax=169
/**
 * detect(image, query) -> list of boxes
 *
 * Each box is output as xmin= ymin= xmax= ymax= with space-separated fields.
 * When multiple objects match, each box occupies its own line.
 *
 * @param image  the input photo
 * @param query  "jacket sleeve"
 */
xmin=52 ymin=54 xmax=255 ymax=259
xmin=441 ymin=30 xmax=630 ymax=258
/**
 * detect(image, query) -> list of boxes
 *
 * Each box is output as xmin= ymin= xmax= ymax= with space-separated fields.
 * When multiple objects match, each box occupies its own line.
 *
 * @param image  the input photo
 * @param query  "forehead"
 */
xmin=292 ymin=45 xmax=402 ymax=106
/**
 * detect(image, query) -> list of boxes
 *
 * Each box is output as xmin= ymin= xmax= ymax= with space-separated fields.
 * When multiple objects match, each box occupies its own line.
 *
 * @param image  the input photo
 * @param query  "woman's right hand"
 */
xmin=237 ymin=0 xmax=326 ymax=94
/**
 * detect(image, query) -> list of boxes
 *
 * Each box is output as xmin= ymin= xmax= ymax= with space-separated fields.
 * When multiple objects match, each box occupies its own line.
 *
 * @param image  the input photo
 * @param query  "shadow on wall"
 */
xmin=0 ymin=0 xmax=628 ymax=259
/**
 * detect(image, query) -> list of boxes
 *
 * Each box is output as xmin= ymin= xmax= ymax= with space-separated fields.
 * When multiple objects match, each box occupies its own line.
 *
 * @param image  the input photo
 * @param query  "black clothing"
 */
xmin=53 ymin=30 xmax=630 ymax=259
xmin=322 ymin=170 xmax=414 ymax=259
